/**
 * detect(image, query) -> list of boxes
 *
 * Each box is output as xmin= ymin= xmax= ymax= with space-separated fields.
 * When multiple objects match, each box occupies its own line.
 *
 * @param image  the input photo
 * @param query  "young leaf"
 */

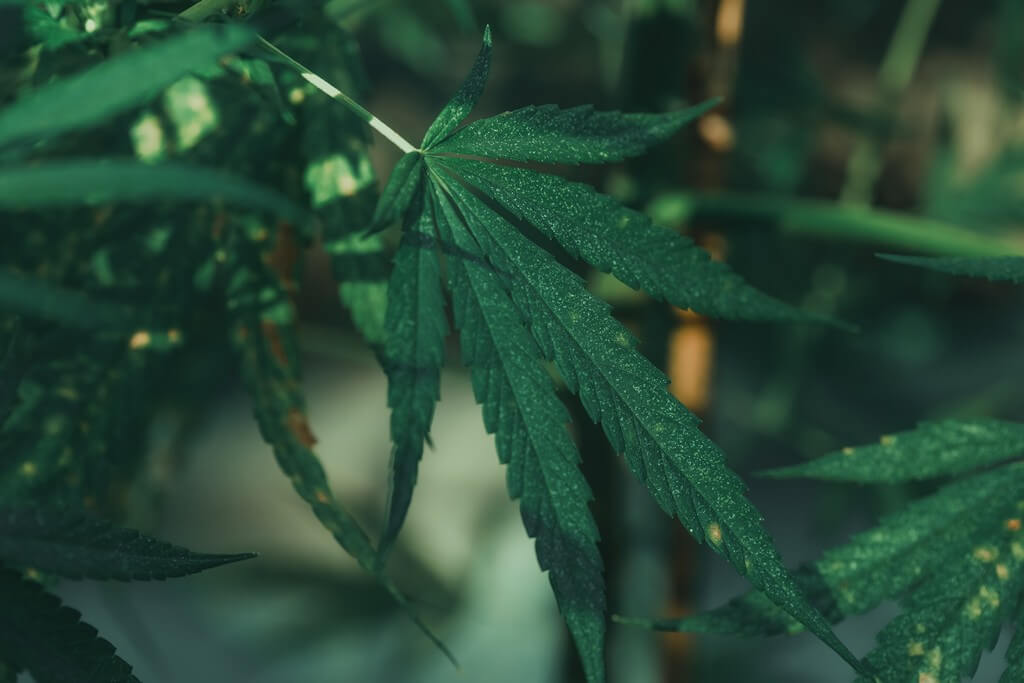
xmin=0 ymin=505 xmax=255 ymax=581
xmin=0 ymin=24 xmax=254 ymax=150
xmin=427 ymin=160 xmax=862 ymax=673
xmin=879 ymin=253 xmax=1024 ymax=283
xmin=419 ymin=25 xmax=492 ymax=149
xmin=430 ymin=100 xmax=719 ymax=163
xmin=431 ymin=177 xmax=606 ymax=681
xmin=763 ymin=418 xmax=1024 ymax=483
xmin=379 ymin=187 xmax=447 ymax=555
xmin=444 ymin=158 xmax=838 ymax=324
xmin=0 ymin=161 xmax=308 ymax=224
xmin=0 ymin=568 xmax=138 ymax=683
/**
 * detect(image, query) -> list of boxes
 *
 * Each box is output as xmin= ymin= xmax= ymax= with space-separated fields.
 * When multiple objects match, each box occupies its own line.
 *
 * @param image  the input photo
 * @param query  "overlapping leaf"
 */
xmin=0 ymin=568 xmax=138 ymax=683
xmin=763 ymin=418 xmax=1024 ymax=483
xmin=0 ymin=505 xmax=254 ymax=580
xmin=376 ymin=27 xmax=862 ymax=680
xmin=430 ymin=176 xmax=606 ymax=680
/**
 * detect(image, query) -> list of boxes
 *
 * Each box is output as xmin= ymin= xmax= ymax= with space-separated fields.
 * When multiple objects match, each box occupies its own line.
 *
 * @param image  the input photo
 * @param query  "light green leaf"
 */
xmin=0 ymin=24 xmax=254 ymax=150
xmin=0 ymin=161 xmax=307 ymax=223
xmin=0 ymin=505 xmax=255 ymax=580
xmin=420 ymin=25 xmax=492 ymax=149
xmin=763 ymin=419 xmax=1024 ymax=483
xmin=431 ymin=175 xmax=606 ymax=682
xmin=444 ymin=158 xmax=836 ymax=325
xmin=0 ymin=568 xmax=138 ymax=683
xmin=431 ymin=100 xmax=718 ymax=164
xmin=0 ymin=269 xmax=135 ymax=331
xmin=879 ymin=254 xmax=1024 ymax=283
xmin=428 ymin=158 xmax=862 ymax=674
xmin=379 ymin=188 xmax=447 ymax=555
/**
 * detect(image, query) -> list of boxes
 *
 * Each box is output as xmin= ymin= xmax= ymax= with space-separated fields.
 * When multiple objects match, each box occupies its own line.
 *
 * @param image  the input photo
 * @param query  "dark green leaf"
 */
xmin=0 ymin=505 xmax=255 ymax=580
xmin=763 ymin=419 xmax=1024 ymax=483
xmin=431 ymin=100 xmax=718 ymax=164
xmin=0 ymin=568 xmax=138 ymax=683
xmin=0 ymin=269 xmax=136 ymax=331
xmin=879 ymin=254 xmax=1024 ymax=283
xmin=1004 ymin=609 xmax=1024 ymax=683
xmin=428 ymin=159 xmax=861 ymax=674
xmin=369 ymin=152 xmax=424 ymax=234
xmin=379 ymin=188 xmax=447 ymax=556
xmin=443 ymin=158 xmax=836 ymax=325
xmin=430 ymin=175 xmax=606 ymax=682
xmin=0 ymin=161 xmax=307 ymax=223
xmin=442 ymin=0 xmax=477 ymax=33
xmin=0 ymin=24 xmax=254 ymax=150
xmin=420 ymin=25 xmax=492 ymax=149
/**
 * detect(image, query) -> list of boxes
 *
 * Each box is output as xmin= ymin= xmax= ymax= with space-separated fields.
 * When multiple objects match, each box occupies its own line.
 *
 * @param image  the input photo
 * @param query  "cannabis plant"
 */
xmin=2 ymin=1 xmax=1023 ymax=681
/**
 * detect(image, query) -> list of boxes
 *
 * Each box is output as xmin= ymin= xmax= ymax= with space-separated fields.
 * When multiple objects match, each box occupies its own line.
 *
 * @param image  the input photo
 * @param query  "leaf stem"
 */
xmin=177 ymin=0 xmax=417 ymax=153
xmin=254 ymin=37 xmax=417 ymax=153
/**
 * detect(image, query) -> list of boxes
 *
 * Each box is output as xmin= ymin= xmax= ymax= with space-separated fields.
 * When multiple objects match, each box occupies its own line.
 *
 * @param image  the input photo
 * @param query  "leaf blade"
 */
xmin=430 ymin=174 xmax=606 ymax=682
xmin=0 ymin=24 xmax=254 ymax=150
xmin=879 ymin=253 xmax=1024 ymax=283
xmin=420 ymin=25 xmax=492 ymax=149
xmin=431 ymin=100 xmax=719 ymax=164
xmin=763 ymin=419 xmax=1024 ymax=483
xmin=0 ymin=505 xmax=254 ymax=580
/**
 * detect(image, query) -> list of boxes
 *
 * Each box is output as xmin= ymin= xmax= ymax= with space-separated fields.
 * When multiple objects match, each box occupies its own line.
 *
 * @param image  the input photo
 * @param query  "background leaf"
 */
xmin=879 ymin=254 xmax=1024 ymax=283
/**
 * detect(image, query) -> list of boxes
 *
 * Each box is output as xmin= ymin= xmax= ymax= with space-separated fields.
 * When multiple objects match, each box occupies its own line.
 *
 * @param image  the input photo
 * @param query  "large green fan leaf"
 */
xmin=444 ymin=158 xmax=838 ymax=324
xmin=0 ymin=568 xmax=138 ymax=683
xmin=0 ymin=24 xmax=254 ymax=150
xmin=430 ymin=175 xmax=606 ymax=681
xmin=0 ymin=505 xmax=254 ymax=580
xmin=431 ymin=101 xmax=718 ymax=164
xmin=379 ymin=186 xmax=447 ymax=555
xmin=879 ymin=254 xmax=1024 ymax=283
xmin=426 ymin=158 xmax=860 ymax=674
xmin=763 ymin=419 xmax=1024 ymax=483
xmin=0 ymin=161 xmax=307 ymax=223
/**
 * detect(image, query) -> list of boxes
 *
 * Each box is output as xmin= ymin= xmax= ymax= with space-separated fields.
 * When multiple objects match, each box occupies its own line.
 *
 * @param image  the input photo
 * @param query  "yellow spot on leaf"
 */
xmin=973 ymin=546 xmax=997 ymax=563
xmin=314 ymin=489 xmax=330 ymax=504
xmin=167 ymin=328 xmax=182 ymax=344
xmin=1006 ymin=518 xmax=1022 ymax=532
xmin=841 ymin=446 xmax=855 ymax=455
xmin=707 ymin=522 xmax=723 ymax=545
xmin=130 ymin=113 xmax=165 ymax=163
xmin=288 ymin=87 xmax=306 ymax=105
xmin=880 ymin=434 xmax=896 ymax=446
xmin=129 ymin=330 xmax=152 ymax=349
xmin=908 ymin=641 xmax=925 ymax=656
xmin=918 ymin=674 xmax=937 ymax=683
xmin=996 ymin=564 xmax=1010 ymax=581
xmin=19 ymin=461 xmax=37 ymax=477
xmin=1012 ymin=542 xmax=1024 ymax=560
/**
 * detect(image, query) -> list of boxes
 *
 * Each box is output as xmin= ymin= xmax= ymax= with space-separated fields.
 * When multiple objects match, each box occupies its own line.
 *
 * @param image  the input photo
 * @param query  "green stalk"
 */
xmin=177 ymin=1 xmax=417 ymax=153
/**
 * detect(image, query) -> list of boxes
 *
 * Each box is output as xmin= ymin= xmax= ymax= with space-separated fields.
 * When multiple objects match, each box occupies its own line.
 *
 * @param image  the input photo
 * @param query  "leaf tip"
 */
xmin=482 ymin=23 xmax=492 ymax=47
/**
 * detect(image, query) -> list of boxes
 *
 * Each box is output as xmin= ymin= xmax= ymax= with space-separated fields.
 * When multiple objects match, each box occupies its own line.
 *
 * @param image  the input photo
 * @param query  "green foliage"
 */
xmin=377 ymin=27 xmax=861 ymax=680
xmin=0 ymin=505 xmax=255 ymax=580
xmin=880 ymin=254 xmax=1024 ymax=283
xmin=0 ymin=568 xmax=139 ymax=683
xmin=764 ymin=418 xmax=1024 ymax=483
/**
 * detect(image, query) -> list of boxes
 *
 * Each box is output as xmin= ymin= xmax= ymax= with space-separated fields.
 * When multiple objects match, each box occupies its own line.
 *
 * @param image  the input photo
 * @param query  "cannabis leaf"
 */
xmin=0 ymin=569 xmax=139 ymax=683
xmin=879 ymin=253 xmax=1024 ymax=283
xmin=763 ymin=418 xmax=1024 ymax=483
xmin=376 ymin=27 xmax=861 ymax=681
xmin=0 ymin=505 xmax=255 ymax=580
xmin=643 ymin=428 xmax=1024 ymax=682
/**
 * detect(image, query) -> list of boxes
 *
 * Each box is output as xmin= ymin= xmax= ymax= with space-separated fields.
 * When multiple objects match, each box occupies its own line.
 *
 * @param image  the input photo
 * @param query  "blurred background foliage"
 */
xmin=2 ymin=0 xmax=1024 ymax=681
